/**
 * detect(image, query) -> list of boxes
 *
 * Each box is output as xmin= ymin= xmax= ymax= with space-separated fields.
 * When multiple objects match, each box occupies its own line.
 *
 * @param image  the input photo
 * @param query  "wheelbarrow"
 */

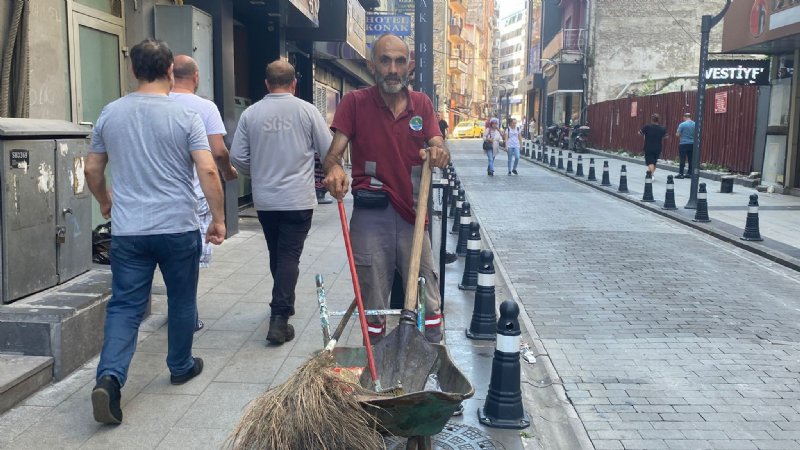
xmin=331 ymin=344 xmax=474 ymax=450
xmin=315 ymin=276 xmax=474 ymax=449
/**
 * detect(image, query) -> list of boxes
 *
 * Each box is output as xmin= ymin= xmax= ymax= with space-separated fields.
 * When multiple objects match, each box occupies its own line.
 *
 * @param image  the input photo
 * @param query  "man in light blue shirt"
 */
xmin=676 ymin=112 xmax=696 ymax=179
xmin=85 ymin=39 xmax=226 ymax=425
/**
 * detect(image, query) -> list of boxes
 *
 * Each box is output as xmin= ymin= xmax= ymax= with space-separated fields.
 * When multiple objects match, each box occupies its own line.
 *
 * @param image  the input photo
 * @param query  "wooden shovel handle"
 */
xmin=404 ymin=157 xmax=432 ymax=311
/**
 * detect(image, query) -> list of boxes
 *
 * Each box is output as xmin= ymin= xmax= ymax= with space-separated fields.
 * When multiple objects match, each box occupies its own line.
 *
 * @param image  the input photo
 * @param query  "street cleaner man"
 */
xmin=323 ymin=33 xmax=450 ymax=344
xmin=85 ymin=39 xmax=226 ymax=424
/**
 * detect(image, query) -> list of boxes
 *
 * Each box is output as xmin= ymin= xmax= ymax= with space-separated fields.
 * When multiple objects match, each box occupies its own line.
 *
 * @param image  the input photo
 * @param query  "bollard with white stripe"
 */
xmin=451 ymin=188 xmax=465 ymax=233
xmin=466 ymin=250 xmax=497 ymax=341
xmin=459 ymin=222 xmax=481 ymax=290
xmin=600 ymin=160 xmax=611 ymax=186
xmin=537 ymin=145 xmax=543 ymax=162
xmin=575 ymin=155 xmax=585 ymax=177
xmin=741 ymin=194 xmax=763 ymax=241
xmin=549 ymin=149 xmax=556 ymax=167
xmin=456 ymin=202 xmax=472 ymax=256
xmin=693 ymin=183 xmax=711 ymax=222
xmin=478 ymin=300 xmax=530 ymax=429
xmin=587 ymin=158 xmax=597 ymax=181
xmin=448 ymin=173 xmax=458 ymax=218
xmin=618 ymin=165 xmax=629 ymax=193
xmin=641 ymin=171 xmax=655 ymax=202
xmin=566 ymin=152 xmax=574 ymax=174
xmin=662 ymin=175 xmax=677 ymax=210
xmin=557 ymin=150 xmax=564 ymax=170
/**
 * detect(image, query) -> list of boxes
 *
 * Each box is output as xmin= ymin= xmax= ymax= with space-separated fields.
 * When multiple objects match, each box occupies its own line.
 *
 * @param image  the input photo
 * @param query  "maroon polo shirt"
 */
xmin=331 ymin=86 xmax=441 ymax=224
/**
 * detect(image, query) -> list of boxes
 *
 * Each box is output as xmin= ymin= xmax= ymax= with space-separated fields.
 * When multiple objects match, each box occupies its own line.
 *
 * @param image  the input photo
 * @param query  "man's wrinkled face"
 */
xmin=371 ymin=39 xmax=411 ymax=95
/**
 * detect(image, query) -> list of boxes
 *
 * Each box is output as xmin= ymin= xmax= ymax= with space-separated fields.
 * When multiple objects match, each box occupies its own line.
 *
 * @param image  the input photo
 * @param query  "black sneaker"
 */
xmin=444 ymin=252 xmax=458 ymax=264
xmin=508 ymin=172 xmax=512 ymax=175
xmin=316 ymin=190 xmax=333 ymax=205
xmin=92 ymin=375 xmax=123 ymax=424
xmin=512 ymin=170 xmax=518 ymax=175
xmin=266 ymin=315 xmax=295 ymax=345
xmin=194 ymin=319 xmax=204 ymax=333
xmin=675 ymin=174 xmax=685 ymax=179
xmin=170 ymin=357 xmax=204 ymax=385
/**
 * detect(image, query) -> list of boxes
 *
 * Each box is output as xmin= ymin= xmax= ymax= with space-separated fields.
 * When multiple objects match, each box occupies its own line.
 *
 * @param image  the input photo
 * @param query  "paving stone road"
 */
xmin=448 ymin=139 xmax=800 ymax=450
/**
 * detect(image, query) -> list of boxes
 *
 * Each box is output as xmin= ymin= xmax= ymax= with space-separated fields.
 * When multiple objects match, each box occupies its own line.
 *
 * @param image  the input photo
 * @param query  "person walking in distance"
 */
xmin=85 ymin=39 xmax=226 ymax=424
xmin=438 ymin=114 xmax=449 ymax=140
xmin=323 ymin=33 xmax=450 ymax=344
xmin=483 ymin=118 xmax=502 ymax=176
xmin=675 ymin=112 xmax=695 ymax=179
xmin=504 ymin=117 xmax=522 ymax=175
xmin=230 ymin=60 xmax=332 ymax=345
xmin=170 ymin=54 xmax=238 ymax=332
xmin=639 ymin=113 xmax=667 ymax=180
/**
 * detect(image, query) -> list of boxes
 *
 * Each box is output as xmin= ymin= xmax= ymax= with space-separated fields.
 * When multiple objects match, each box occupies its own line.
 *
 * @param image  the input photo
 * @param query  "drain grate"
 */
xmin=385 ymin=422 xmax=507 ymax=449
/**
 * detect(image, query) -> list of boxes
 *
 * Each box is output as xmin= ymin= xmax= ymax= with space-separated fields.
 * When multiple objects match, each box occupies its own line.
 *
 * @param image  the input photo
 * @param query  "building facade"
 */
xmin=493 ymin=7 xmax=528 ymax=123
xmin=722 ymin=0 xmax=800 ymax=195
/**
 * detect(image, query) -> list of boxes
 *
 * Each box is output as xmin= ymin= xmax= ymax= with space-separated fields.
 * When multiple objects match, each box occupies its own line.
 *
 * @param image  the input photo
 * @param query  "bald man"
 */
xmin=230 ymin=60 xmax=333 ymax=345
xmin=323 ymin=34 xmax=449 ymax=344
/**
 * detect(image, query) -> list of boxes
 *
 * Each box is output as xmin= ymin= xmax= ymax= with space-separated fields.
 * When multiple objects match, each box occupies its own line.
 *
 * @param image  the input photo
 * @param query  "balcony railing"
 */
xmin=542 ymin=29 xmax=586 ymax=61
xmin=449 ymin=23 xmax=464 ymax=42
xmin=448 ymin=58 xmax=468 ymax=75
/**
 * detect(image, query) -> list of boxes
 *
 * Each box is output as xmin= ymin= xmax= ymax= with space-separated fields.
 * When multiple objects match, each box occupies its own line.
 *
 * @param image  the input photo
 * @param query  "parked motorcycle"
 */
xmin=545 ymin=125 xmax=562 ymax=147
xmin=571 ymin=125 xmax=591 ymax=153
xmin=559 ymin=124 xmax=571 ymax=149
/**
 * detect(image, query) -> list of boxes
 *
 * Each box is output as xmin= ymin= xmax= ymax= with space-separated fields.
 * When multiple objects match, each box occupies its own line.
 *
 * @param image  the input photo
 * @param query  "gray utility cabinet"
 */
xmin=0 ymin=119 xmax=92 ymax=303
xmin=155 ymin=5 xmax=214 ymax=101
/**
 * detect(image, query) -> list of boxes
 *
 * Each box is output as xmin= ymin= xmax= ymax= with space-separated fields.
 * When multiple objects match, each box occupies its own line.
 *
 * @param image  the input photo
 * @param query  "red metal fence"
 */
xmin=586 ymin=85 xmax=759 ymax=173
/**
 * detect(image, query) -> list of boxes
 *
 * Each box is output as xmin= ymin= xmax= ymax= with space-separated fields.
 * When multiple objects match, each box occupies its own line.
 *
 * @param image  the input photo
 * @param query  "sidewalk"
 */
xmin=517 ymin=142 xmax=800 ymax=271
xmin=0 ymin=195 xmax=580 ymax=448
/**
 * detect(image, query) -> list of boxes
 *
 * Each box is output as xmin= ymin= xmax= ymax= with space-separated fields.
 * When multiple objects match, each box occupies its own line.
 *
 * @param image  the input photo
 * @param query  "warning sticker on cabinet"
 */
xmin=10 ymin=149 xmax=29 ymax=169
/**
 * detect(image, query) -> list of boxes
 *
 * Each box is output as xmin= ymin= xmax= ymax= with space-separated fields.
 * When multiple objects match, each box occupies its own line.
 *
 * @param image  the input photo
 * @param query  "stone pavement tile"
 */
xmin=768 ymin=431 xmax=800 ymax=440
xmin=192 ymin=330 xmax=251 ymax=350
xmin=21 ymin=365 xmax=95 ymax=407
xmin=700 ymin=412 xmax=748 ymax=422
xmin=175 ymin=382 xmax=268 ymax=431
xmin=620 ymin=439 xmax=669 ymax=449
xmin=198 ymin=291 xmax=250 ymax=319
xmin=751 ymin=440 xmax=800 ymax=449
xmin=725 ymin=430 xmax=773 ymax=440
xmin=79 ymin=393 xmax=197 ymax=449
xmin=680 ymin=430 xmax=729 ymax=440
xmin=156 ymin=427 xmax=230 ymax=449
xmin=4 ymin=386 xmax=101 ymax=449
xmin=663 ymin=440 xmax=715 ymax=449
xmin=592 ymin=429 xmax=643 ymax=440
xmin=209 ymin=301 xmax=268 ymax=332
xmin=0 ymin=405 xmax=50 ymax=447
xmin=707 ymin=440 xmax=758 ymax=449
xmin=208 ymin=274 xmax=265 ymax=295
xmin=593 ymin=440 xmax=624 ymax=449
xmin=214 ymin=339 xmax=286 ymax=385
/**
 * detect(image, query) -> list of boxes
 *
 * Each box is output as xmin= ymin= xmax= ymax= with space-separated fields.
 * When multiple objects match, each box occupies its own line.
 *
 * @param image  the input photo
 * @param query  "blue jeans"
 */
xmin=507 ymin=146 xmax=520 ymax=172
xmin=97 ymin=231 xmax=201 ymax=387
xmin=485 ymin=149 xmax=495 ymax=173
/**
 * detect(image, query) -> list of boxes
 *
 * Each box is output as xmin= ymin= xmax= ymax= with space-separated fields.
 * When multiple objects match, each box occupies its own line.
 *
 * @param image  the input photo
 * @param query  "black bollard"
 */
xmin=600 ymin=160 xmax=611 ymax=186
xmin=549 ymin=149 xmax=556 ymax=167
xmin=662 ymin=175 xmax=677 ymax=210
xmin=575 ymin=155 xmax=585 ymax=177
xmin=459 ymin=222 xmax=481 ymax=291
xmin=448 ymin=174 xmax=457 ymax=218
xmin=693 ymin=183 xmax=711 ymax=222
xmin=618 ymin=164 xmax=629 ymax=193
xmin=466 ymin=250 xmax=497 ymax=341
xmin=456 ymin=202 xmax=472 ymax=256
xmin=587 ymin=158 xmax=597 ymax=181
xmin=566 ymin=152 xmax=574 ymax=173
xmin=537 ymin=146 xmax=543 ymax=162
xmin=478 ymin=300 xmax=530 ymax=429
xmin=451 ymin=188 xmax=465 ymax=233
xmin=557 ymin=150 xmax=564 ymax=170
xmin=741 ymin=194 xmax=763 ymax=241
xmin=642 ymin=171 xmax=655 ymax=202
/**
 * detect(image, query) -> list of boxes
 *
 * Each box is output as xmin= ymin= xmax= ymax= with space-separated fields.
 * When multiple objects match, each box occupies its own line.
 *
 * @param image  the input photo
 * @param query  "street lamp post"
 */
xmin=540 ymin=59 xmax=557 ymax=141
xmin=685 ymin=0 xmax=731 ymax=209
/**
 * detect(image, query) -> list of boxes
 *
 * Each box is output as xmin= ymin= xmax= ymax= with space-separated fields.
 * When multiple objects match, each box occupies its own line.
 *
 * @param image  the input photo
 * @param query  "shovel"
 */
xmin=363 ymin=157 xmax=439 ymax=394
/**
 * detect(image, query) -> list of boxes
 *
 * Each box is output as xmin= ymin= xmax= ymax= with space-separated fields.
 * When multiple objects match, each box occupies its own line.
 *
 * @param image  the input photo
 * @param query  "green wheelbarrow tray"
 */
xmin=331 ymin=344 xmax=474 ymax=438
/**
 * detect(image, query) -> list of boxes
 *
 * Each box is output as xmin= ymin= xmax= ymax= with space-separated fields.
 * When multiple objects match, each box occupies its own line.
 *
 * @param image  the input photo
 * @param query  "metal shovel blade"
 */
xmin=362 ymin=315 xmax=439 ymax=394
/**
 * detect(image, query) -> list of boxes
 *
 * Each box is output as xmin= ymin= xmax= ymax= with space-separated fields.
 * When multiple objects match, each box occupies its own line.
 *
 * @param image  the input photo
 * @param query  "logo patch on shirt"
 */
xmin=409 ymin=116 xmax=423 ymax=132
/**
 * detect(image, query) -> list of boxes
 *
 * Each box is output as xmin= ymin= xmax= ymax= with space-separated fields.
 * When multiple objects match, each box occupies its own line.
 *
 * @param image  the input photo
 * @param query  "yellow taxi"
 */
xmin=451 ymin=120 xmax=485 ymax=139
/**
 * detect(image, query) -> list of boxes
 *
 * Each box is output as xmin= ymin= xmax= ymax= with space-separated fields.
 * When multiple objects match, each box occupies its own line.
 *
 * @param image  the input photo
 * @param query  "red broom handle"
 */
xmin=337 ymin=200 xmax=379 ymax=385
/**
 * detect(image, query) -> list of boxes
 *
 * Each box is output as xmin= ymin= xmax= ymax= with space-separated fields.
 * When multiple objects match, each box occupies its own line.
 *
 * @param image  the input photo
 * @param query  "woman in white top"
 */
xmin=483 ymin=118 xmax=503 ymax=176
xmin=504 ymin=118 xmax=522 ymax=175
